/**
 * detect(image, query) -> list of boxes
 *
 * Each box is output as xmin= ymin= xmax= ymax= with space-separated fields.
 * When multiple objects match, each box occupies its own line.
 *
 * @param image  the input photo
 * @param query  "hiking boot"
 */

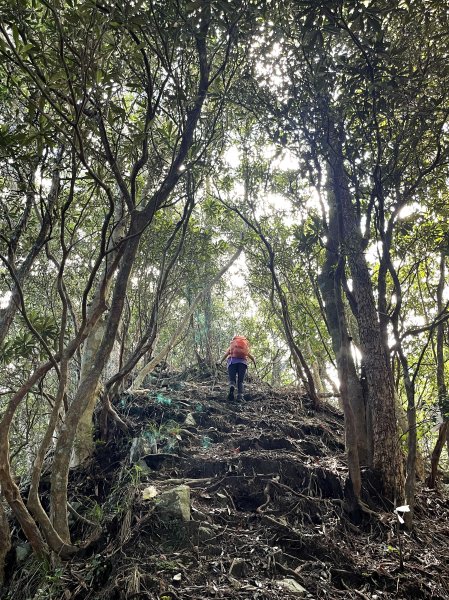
xmin=227 ymin=386 xmax=235 ymax=401
xmin=236 ymin=394 xmax=243 ymax=402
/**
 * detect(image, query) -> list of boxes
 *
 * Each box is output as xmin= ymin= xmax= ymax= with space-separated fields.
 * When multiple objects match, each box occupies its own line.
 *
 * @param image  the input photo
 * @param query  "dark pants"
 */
xmin=228 ymin=362 xmax=247 ymax=395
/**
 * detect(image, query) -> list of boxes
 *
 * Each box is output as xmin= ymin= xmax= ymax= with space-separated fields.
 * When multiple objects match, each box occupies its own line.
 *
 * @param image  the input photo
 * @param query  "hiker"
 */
xmin=220 ymin=335 xmax=256 ymax=402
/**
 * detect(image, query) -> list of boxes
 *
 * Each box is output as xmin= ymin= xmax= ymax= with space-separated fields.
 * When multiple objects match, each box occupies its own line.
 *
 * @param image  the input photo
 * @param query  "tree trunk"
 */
xmin=27 ymin=354 xmax=78 ymax=556
xmin=282 ymin=307 xmax=321 ymax=408
xmin=334 ymin=259 xmax=361 ymax=498
xmin=398 ymin=352 xmax=417 ymax=527
xmin=428 ymin=422 xmax=449 ymax=489
xmin=203 ymin=287 xmax=214 ymax=367
xmin=428 ymin=252 xmax=448 ymax=488
xmin=0 ymin=293 xmax=107 ymax=556
xmin=305 ymin=341 xmax=324 ymax=395
xmin=73 ymin=200 xmax=128 ymax=466
xmin=50 ymin=227 xmax=142 ymax=541
xmin=72 ymin=317 xmax=107 ymax=466
xmin=0 ymin=494 xmax=11 ymax=586
xmin=318 ymin=173 xmax=369 ymax=464
xmin=326 ymin=122 xmax=403 ymax=501
xmin=271 ymin=348 xmax=282 ymax=386
xmin=0 ymin=470 xmax=48 ymax=559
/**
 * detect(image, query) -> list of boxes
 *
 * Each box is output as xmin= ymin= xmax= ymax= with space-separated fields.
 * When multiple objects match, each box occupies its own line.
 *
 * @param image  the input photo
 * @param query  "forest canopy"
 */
xmin=1 ymin=0 xmax=449 ymax=573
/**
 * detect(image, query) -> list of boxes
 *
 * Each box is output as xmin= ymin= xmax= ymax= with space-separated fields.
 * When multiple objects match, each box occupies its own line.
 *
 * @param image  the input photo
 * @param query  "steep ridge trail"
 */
xmin=4 ymin=367 xmax=449 ymax=599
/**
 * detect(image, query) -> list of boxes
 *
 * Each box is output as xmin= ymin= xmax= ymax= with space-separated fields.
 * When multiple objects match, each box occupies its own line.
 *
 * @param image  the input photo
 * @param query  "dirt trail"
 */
xmin=5 ymin=368 xmax=449 ymax=599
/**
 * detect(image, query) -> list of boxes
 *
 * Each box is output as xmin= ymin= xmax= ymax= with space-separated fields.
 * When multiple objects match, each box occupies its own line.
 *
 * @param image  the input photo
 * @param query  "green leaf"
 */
xmin=22 ymin=43 xmax=34 ymax=55
xmin=12 ymin=24 xmax=20 ymax=48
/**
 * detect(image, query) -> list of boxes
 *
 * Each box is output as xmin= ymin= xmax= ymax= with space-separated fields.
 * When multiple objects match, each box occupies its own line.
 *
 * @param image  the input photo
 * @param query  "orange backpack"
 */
xmin=229 ymin=336 xmax=249 ymax=359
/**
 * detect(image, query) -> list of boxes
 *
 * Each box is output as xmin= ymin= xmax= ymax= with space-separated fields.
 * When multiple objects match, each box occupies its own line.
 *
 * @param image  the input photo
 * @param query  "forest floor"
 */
xmin=4 ymin=367 xmax=449 ymax=600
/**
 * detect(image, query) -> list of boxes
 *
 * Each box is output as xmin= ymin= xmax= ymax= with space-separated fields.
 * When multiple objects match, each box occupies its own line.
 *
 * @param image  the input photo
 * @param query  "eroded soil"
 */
xmin=5 ymin=367 xmax=449 ymax=599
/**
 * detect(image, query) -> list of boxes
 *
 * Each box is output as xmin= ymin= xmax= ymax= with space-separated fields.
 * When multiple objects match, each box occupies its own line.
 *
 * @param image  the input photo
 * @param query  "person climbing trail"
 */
xmin=220 ymin=335 xmax=256 ymax=402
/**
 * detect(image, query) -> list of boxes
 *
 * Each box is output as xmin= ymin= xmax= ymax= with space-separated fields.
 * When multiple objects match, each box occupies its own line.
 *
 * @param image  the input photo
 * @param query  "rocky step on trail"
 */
xmin=5 ymin=367 xmax=449 ymax=599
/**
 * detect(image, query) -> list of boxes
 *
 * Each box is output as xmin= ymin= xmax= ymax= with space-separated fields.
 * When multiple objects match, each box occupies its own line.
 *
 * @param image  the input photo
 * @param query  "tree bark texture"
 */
xmin=27 ymin=355 xmax=78 ymax=556
xmin=73 ymin=201 xmax=128 ymax=465
xmin=428 ymin=252 xmax=448 ymax=488
xmin=0 ymin=495 xmax=11 ymax=586
xmin=334 ymin=259 xmax=361 ymax=498
xmin=326 ymin=123 xmax=404 ymax=501
xmin=50 ymin=227 xmax=141 ymax=541
xmin=428 ymin=422 xmax=449 ymax=489
xmin=318 ymin=173 xmax=369 ymax=464
xmin=72 ymin=317 xmax=107 ymax=466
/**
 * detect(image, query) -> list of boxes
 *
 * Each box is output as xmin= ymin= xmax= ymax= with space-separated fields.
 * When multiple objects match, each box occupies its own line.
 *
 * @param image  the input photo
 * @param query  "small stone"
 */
xmin=278 ymin=578 xmax=307 ymax=596
xmin=184 ymin=412 xmax=196 ymax=427
xmin=142 ymin=485 xmax=158 ymax=500
xmin=16 ymin=543 xmax=31 ymax=562
xmin=154 ymin=485 xmax=190 ymax=522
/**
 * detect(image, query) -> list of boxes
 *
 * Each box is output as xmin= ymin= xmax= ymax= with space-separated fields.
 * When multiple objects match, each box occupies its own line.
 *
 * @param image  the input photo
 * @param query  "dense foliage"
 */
xmin=1 ymin=0 xmax=449 ymax=577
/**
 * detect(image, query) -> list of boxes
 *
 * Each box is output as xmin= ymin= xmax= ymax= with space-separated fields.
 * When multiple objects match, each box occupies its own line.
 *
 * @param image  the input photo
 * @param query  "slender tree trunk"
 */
xmin=187 ymin=288 xmax=203 ymax=367
xmin=335 ymin=259 xmax=361 ymax=499
xmin=271 ymin=348 xmax=282 ymax=386
xmin=394 ymin=391 xmax=425 ymax=481
xmin=27 ymin=354 xmax=77 ymax=556
xmin=203 ymin=288 xmax=214 ymax=367
xmin=73 ymin=201 xmax=127 ymax=466
xmin=319 ymin=159 xmax=361 ymax=497
xmin=0 ymin=494 xmax=11 ymax=586
xmin=428 ymin=422 xmax=449 ymax=488
xmin=280 ymin=302 xmax=321 ymax=408
xmin=398 ymin=352 xmax=417 ymax=527
xmin=318 ymin=174 xmax=369 ymax=464
xmin=444 ymin=427 xmax=449 ymax=474
xmin=50 ymin=224 xmax=141 ymax=541
xmin=191 ymin=313 xmax=204 ymax=367
xmin=428 ymin=252 xmax=448 ymax=487
xmin=0 ymin=470 xmax=48 ymax=559
xmin=0 ymin=293 xmax=107 ymax=556
xmin=377 ymin=223 xmax=393 ymax=358
xmin=72 ymin=317 xmax=107 ymax=465
xmin=305 ymin=341 xmax=324 ymax=394
xmin=326 ymin=122 xmax=403 ymax=501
